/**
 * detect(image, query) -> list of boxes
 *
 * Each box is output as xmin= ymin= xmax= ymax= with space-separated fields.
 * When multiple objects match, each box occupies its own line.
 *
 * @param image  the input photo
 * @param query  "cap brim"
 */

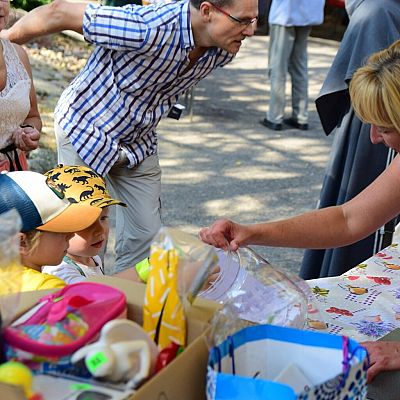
xmin=37 ymin=204 xmax=102 ymax=233
xmin=85 ymin=198 xmax=127 ymax=208
xmin=99 ymin=199 xmax=127 ymax=208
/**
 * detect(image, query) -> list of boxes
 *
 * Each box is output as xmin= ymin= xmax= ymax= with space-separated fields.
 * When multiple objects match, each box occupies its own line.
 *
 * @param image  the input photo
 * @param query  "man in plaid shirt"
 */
xmin=3 ymin=0 xmax=258 ymax=276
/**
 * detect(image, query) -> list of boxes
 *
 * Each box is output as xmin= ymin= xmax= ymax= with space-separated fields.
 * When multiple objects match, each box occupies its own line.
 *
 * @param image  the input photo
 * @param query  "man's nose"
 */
xmin=243 ymin=22 xmax=257 ymax=36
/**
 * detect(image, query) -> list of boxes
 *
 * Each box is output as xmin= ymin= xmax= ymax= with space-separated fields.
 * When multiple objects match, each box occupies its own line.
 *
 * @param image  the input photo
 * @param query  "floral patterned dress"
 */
xmin=0 ymin=38 xmax=31 ymax=171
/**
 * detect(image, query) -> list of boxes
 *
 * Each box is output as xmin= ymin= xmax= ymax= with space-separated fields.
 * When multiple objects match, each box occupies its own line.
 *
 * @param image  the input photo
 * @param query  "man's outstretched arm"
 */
xmin=2 ymin=0 xmax=87 ymax=44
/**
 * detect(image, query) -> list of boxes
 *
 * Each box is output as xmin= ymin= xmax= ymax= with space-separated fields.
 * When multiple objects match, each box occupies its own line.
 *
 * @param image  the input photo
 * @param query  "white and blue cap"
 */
xmin=0 ymin=171 xmax=102 ymax=233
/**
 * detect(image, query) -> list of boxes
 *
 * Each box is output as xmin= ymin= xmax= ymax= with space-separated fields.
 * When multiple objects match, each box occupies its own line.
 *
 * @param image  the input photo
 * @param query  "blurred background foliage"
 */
xmin=12 ymin=0 xmax=51 ymax=12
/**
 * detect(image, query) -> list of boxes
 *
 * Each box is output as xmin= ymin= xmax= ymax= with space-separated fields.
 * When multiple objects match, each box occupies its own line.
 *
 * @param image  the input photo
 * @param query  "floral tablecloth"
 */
xmin=306 ymin=243 xmax=400 ymax=342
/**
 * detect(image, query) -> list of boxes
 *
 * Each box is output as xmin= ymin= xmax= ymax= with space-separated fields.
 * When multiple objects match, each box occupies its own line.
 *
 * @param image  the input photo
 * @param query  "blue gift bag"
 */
xmin=207 ymin=325 xmax=368 ymax=400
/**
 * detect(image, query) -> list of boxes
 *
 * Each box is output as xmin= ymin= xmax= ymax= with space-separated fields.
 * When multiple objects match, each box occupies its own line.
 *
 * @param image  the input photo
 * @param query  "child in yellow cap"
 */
xmin=42 ymin=165 xmax=141 ymax=283
xmin=0 ymin=170 xmax=102 ymax=293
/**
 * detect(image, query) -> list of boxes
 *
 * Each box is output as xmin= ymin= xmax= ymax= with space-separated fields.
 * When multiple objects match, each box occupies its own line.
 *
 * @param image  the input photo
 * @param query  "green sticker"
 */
xmin=70 ymin=383 xmax=92 ymax=391
xmin=86 ymin=351 xmax=109 ymax=373
xmin=53 ymin=295 xmax=64 ymax=303
xmin=135 ymin=257 xmax=150 ymax=282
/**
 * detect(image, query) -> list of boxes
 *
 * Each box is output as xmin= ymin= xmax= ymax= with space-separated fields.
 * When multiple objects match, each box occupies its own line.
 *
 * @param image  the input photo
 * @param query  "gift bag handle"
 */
xmin=342 ymin=336 xmax=349 ymax=374
xmin=339 ymin=336 xmax=370 ymax=390
xmin=211 ymin=346 xmax=222 ymax=373
xmin=211 ymin=335 xmax=236 ymax=374
xmin=228 ymin=336 xmax=236 ymax=375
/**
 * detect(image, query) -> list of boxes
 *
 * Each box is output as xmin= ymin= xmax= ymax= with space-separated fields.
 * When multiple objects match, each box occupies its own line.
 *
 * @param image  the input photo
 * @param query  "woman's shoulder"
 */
xmin=11 ymin=42 xmax=30 ymax=69
xmin=0 ymin=39 xmax=31 ymax=82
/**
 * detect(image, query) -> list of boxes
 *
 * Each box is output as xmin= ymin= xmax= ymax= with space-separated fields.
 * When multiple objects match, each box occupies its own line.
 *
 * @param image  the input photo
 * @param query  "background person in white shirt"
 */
xmin=260 ymin=0 xmax=325 ymax=131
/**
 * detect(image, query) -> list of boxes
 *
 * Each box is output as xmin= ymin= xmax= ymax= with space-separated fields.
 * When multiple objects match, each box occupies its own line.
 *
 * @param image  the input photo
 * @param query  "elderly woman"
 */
xmin=0 ymin=0 xmax=41 ymax=171
xmin=199 ymin=39 xmax=400 ymax=382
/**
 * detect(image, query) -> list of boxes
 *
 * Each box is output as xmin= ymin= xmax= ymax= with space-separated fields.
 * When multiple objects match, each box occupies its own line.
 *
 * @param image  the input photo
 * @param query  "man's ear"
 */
xmin=19 ymin=233 xmax=29 ymax=256
xmin=199 ymin=1 xmax=213 ymax=22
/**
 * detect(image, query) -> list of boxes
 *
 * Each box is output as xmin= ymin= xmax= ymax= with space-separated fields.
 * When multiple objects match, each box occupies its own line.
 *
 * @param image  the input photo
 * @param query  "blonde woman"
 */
xmin=0 ymin=0 xmax=41 ymax=171
xmin=200 ymin=39 xmax=400 ymax=382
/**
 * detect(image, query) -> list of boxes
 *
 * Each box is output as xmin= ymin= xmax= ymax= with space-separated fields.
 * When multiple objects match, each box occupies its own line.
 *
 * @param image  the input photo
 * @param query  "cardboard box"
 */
xmin=0 ymin=276 xmax=219 ymax=400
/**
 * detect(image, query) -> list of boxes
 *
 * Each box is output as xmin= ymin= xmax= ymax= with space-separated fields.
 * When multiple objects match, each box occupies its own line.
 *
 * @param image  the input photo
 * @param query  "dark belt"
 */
xmin=0 ymin=143 xmax=23 ymax=171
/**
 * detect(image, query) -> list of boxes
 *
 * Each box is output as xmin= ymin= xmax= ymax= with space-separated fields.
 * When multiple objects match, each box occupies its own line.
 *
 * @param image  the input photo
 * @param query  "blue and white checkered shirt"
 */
xmin=55 ymin=0 xmax=234 ymax=176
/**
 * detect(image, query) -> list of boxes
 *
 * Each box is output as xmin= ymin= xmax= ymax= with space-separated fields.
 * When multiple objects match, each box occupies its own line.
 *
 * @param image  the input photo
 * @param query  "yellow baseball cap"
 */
xmin=44 ymin=165 xmax=126 ymax=208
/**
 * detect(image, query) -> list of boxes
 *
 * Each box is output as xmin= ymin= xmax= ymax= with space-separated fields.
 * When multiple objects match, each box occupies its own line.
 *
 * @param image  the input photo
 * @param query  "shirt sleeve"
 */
xmin=83 ymin=3 xmax=152 ymax=51
xmin=42 ymin=262 xmax=87 ymax=285
xmin=37 ymin=274 xmax=66 ymax=290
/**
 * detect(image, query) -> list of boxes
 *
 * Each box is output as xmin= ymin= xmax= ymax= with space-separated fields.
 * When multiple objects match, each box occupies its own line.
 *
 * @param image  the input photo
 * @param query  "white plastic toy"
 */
xmin=71 ymin=319 xmax=159 ymax=388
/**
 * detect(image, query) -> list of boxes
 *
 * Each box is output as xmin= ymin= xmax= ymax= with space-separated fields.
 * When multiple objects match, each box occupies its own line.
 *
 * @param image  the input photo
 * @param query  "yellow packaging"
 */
xmin=143 ymin=247 xmax=186 ymax=349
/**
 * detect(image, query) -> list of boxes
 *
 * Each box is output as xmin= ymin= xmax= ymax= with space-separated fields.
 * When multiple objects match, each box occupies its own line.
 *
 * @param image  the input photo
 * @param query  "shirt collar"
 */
xmin=181 ymin=0 xmax=195 ymax=50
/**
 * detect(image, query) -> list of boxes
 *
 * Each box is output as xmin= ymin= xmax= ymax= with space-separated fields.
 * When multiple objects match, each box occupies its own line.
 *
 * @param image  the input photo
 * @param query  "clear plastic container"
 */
xmin=200 ymin=247 xmax=309 ymax=346
xmin=146 ymin=228 xmax=309 ymax=347
xmin=149 ymin=227 xmax=219 ymax=304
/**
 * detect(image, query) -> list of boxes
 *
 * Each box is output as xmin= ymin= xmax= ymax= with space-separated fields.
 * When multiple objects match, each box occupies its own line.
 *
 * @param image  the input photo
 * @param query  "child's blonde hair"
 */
xmin=350 ymin=39 xmax=400 ymax=133
xmin=23 ymin=230 xmax=43 ymax=255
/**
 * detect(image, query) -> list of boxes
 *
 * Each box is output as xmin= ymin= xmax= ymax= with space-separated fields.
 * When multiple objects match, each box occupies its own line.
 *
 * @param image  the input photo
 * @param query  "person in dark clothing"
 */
xmin=300 ymin=0 xmax=400 ymax=278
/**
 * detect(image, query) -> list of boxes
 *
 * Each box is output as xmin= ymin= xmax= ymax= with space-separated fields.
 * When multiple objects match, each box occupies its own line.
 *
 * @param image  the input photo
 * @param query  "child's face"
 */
xmin=67 ymin=208 xmax=110 ymax=258
xmin=22 ymin=231 xmax=74 ymax=271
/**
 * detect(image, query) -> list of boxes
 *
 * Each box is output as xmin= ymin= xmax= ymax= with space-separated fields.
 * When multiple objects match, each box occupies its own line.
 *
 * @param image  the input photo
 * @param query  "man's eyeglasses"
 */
xmin=210 ymin=3 xmax=258 ymax=27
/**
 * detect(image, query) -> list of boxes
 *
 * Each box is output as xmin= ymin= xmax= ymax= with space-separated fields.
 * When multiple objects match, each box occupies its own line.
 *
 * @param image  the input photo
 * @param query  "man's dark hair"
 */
xmin=190 ymin=0 xmax=234 ymax=10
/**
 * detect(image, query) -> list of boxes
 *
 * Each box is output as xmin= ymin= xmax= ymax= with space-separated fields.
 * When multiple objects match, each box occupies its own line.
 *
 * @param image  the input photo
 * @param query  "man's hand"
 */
xmin=13 ymin=125 xmax=40 ymax=151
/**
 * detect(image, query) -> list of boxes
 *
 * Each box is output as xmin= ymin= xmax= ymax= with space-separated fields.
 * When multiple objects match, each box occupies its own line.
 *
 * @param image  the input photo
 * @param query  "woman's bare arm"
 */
xmin=1 ymin=0 xmax=86 ymax=44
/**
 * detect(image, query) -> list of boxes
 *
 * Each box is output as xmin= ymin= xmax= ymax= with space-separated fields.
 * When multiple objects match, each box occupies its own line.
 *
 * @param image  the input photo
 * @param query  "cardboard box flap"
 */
xmin=131 ymin=330 xmax=210 ymax=400
xmin=0 ymin=382 xmax=26 ymax=400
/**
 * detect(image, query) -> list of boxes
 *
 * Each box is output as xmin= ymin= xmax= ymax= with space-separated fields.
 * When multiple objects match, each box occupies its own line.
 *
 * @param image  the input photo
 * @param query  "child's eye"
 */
xmin=100 ymin=216 xmax=109 ymax=221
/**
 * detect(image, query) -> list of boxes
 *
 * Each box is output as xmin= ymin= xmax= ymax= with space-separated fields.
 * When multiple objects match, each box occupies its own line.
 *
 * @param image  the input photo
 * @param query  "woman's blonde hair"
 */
xmin=350 ymin=39 xmax=400 ymax=134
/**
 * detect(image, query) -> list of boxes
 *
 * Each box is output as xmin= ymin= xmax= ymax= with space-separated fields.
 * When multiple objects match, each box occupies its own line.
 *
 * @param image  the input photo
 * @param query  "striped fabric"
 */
xmin=55 ymin=0 xmax=234 ymax=176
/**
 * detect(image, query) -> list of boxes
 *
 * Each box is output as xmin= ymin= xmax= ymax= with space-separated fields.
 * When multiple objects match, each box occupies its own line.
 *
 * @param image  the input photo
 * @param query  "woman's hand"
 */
xmin=361 ymin=340 xmax=400 ymax=382
xmin=199 ymin=219 xmax=248 ymax=251
xmin=13 ymin=125 xmax=40 ymax=152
